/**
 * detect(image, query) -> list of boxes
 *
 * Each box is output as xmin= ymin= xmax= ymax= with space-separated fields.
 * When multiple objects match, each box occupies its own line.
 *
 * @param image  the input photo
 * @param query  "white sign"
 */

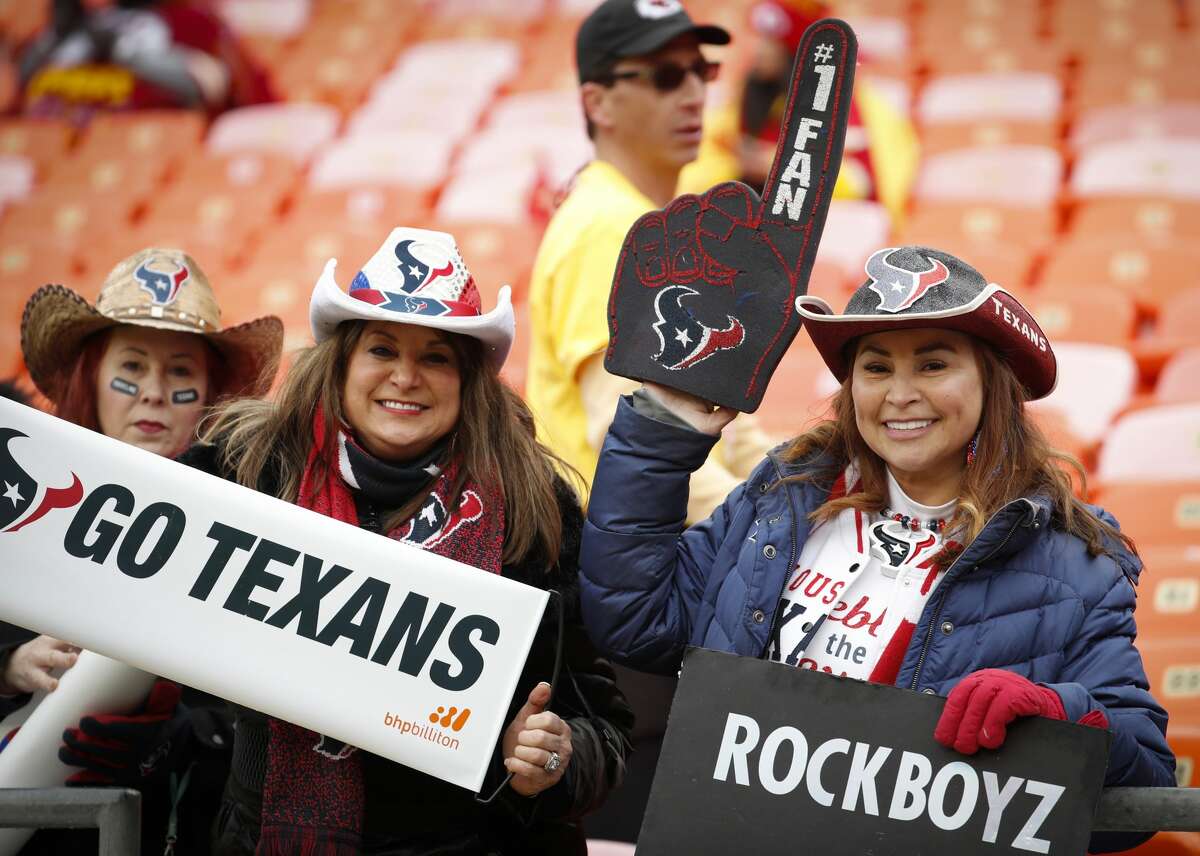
xmin=0 ymin=399 xmax=549 ymax=792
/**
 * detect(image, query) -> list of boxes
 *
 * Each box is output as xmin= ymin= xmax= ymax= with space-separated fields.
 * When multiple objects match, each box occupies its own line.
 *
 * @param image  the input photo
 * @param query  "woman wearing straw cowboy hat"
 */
xmin=1 ymin=248 xmax=282 ymax=855
xmin=580 ymin=245 xmax=1175 ymax=853
xmin=178 ymin=227 xmax=632 ymax=855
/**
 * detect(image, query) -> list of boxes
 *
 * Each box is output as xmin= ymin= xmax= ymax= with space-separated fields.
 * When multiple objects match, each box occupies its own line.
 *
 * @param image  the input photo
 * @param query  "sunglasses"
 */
xmin=603 ymin=58 xmax=720 ymax=92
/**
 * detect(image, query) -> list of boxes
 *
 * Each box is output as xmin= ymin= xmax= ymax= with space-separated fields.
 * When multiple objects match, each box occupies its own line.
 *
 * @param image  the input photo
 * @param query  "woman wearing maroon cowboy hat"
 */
xmin=580 ymin=245 xmax=1175 ymax=853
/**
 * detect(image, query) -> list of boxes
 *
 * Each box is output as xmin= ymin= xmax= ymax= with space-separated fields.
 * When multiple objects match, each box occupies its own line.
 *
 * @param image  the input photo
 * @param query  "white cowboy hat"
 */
xmin=309 ymin=226 xmax=514 ymax=368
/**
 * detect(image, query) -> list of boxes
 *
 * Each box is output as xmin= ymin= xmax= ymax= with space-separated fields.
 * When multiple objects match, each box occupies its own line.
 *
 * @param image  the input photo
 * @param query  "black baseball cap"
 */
xmin=576 ymin=0 xmax=731 ymax=83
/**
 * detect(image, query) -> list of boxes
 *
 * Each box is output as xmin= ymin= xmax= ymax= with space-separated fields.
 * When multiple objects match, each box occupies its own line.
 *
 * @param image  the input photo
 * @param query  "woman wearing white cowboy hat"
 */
xmin=1 ymin=247 xmax=283 ymax=856
xmin=180 ymin=227 xmax=632 ymax=855
xmin=579 ymin=245 xmax=1175 ymax=853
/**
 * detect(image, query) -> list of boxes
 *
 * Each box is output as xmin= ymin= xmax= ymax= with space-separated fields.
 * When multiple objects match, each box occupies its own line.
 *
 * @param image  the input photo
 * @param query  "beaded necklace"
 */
xmin=881 ymin=508 xmax=948 ymax=533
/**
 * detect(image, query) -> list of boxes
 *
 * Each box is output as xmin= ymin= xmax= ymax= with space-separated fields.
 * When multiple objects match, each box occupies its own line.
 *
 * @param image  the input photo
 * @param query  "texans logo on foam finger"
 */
xmin=606 ymin=18 xmax=858 ymax=412
xmin=0 ymin=427 xmax=84 ymax=533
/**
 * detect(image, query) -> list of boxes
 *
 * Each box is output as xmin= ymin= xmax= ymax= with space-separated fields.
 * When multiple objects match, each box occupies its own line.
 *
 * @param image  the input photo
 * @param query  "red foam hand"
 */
xmin=934 ymin=669 xmax=1067 ymax=755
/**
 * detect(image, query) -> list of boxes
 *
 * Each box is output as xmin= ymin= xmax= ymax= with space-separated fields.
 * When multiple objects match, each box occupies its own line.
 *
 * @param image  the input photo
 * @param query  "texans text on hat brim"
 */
xmin=20 ymin=283 xmax=283 ymax=404
xmin=309 ymin=259 xmax=515 ymax=369
xmin=615 ymin=20 xmax=731 ymax=57
xmin=796 ymin=285 xmax=1059 ymax=400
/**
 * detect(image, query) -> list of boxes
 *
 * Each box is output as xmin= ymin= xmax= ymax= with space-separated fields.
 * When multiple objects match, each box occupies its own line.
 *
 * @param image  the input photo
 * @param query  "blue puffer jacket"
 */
xmin=581 ymin=397 xmax=1175 ymax=853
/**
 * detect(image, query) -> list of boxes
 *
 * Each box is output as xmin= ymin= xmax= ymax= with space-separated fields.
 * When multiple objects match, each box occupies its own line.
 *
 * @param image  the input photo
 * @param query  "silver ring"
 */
xmin=543 ymin=751 xmax=561 ymax=773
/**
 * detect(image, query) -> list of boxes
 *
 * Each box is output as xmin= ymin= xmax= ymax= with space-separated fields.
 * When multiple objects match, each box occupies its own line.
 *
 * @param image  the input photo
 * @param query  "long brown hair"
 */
xmin=200 ymin=320 xmax=573 ymax=568
xmin=782 ymin=342 xmax=1136 ymax=568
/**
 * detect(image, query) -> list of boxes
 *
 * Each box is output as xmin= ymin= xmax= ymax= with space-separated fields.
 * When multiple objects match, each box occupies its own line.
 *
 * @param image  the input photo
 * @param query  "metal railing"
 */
xmin=0 ymin=788 xmax=140 ymax=856
xmin=1094 ymin=787 xmax=1200 ymax=832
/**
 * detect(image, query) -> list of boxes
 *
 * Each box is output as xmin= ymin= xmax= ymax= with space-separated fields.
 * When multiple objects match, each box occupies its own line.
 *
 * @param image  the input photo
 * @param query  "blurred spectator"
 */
xmin=15 ymin=0 xmax=272 ymax=124
xmin=681 ymin=0 xmax=919 ymax=225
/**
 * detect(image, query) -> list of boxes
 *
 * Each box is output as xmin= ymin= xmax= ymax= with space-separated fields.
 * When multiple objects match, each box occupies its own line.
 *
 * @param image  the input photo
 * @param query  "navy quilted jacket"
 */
xmin=581 ymin=397 xmax=1175 ymax=852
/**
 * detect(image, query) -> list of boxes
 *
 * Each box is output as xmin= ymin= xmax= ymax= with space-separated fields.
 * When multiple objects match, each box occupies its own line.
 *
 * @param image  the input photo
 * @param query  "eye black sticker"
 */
xmin=172 ymin=389 xmax=199 ymax=405
xmin=110 ymin=378 xmax=139 ymax=397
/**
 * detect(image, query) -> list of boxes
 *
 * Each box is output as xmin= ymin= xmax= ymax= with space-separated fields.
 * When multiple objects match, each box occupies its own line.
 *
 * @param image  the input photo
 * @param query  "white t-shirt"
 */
xmin=767 ymin=469 xmax=956 ymax=680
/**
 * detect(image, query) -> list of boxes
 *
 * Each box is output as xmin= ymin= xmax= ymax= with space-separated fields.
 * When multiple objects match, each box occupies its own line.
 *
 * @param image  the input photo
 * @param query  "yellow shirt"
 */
xmin=527 ymin=160 xmax=651 ymax=487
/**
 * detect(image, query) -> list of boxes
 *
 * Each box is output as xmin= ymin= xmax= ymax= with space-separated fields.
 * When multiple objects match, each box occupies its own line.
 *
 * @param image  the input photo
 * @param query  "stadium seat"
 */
xmin=1134 ymin=288 xmax=1200 ymax=376
xmin=248 ymin=224 xmax=382 ymax=289
xmin=917 ymin=35 xmax=1063 ymax=77
xmin=287 ymin=187 xmax=433 ymax=237
xmin=1135 ymin=546 xmax=1200 ymax=645
xmin=1069 ymin=104 xmax=1200 ymax=151
xmin=455 ymin=124 xmax=592 ymax=191
xmin=1166 ymin=725 xmax=1199 ymax=789
xmin=900 ymin=203 xmax=1056 ymax=253
xmin=79 ymin=220 xmax=245 ymax=281
xmin=1071 ymin=140 xmax=1200 ymax=200
xmin=426 ymin=221 xmax=543 ymax=305
xmin=0 ymin=119 xmax=72 ymax=181
xmin=814 ymin=201 xmax=891 ymax=282
xmin=1069 ymin=198 xmax=1200 ymax=243
xmin=1091 ymin=482 xmax=1200 ymax=548
xmin=1125 ymin=830 xmax=1200 ymax=856
xmin=386 ymin=38 xmax=520 ymax=92
xmin=73 ymin=110 xmax=205 ymax=167
xmin=805 ymin=260 xmax=852 ymax=308
xmin=215 ymin=0 xmax=311 ymax=39
xmin=840 ymin=16 xmax=911 ymax=77
xmin=1136 ymin=637 xmax=1200 ymax=727
xmin=0 ymin=154 xmax=33 ymax=208
xmin=36 ymin=152 xmax=168 ymax=222
xmin=308 ymin=132 xmax=453 ymax=191
xmin=1029 ymin=285 xmax=1138 ymax=348
xmin=1072 ymin=70 xmax=1200 ymax=114
xmin=1 ymin=195 xmax=111 ymax=255
xmin=917 ymin=121 xmax=1059 ymax=156
xmin=1097 ymin=404 xmax=1200 ymax=485
xmin=1155 ymin=349 xmax=1200 ymax=406
xmin=755 ymin=348 xmax=839 ymax=437
xmin=170 ymin=152 xmax=301 ymax=201
xmin=917 ymin=73 xmax=1062 ymax=125
xmin=220 ymin=258 xmax=317 ymax=352
xmin=349 ymin=85 xmax=493 ymax=140
xmin=1051 ymin=2 xmax=1178 ymax=49
xmin=913 ymin=145 xmax=1063 ymax=207
xmin=206 ymin=103 xmax=341 ymax=163
xmin=1031 ymin=343 xmax=1138 ymax=449
xmin=1037 ymin=240 xmax=1200 ymax=317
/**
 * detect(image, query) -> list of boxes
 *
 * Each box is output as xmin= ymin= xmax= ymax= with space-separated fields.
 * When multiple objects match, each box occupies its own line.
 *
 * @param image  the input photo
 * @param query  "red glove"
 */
xmin=933 ymin=669 xmax=1066 ymax=755
xmin=59 ymin=679 xmax=187 ymax=786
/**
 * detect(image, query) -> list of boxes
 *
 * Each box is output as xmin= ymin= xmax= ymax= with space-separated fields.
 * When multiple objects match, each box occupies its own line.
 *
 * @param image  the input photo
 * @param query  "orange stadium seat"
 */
xmin=1166 ymin=725 xmax=1200 ymax=789
xmin=1137 ymin=637 xmax=1200 ymax=727
xmin=435 ymin=163 xmax=541 ymax=225
xmin=79 ymin=220 xmax=244 ymax=282
xmin=288 ymin=187 xmax=433 ymax=237
xmin=1135 ymin=547 xmax=1200 ymax=644
xmin=900 ymin=203 xmax=1056 ymax=253
xmin=1126 ymin=831 xmax=1200 ymax=856
xmin=171 ymin=152 xmax=301 ymax=201
xmin=881 ymin=238 xmax=1036 ymax=296
xmin=249 ymin=224 xmax=382 ymax=288
xmin=220 ymin=258 xmax=317 ymax=352
xmin=1031 ymin=343 xmax=1138 ymax=449
xmin=815 ymin=201 xmax=892 ymax=282
xmin=271 ymin=52 xmax=392 ymax=113
xmin=0 ymin=154 xmax=34 ymax=208
xmin=917 ymin=121 xmax=1059 ymax=156
xmin=1038 ymin=240 xmax=1200 ymax=317
xmin=755 ymin=348 xmax=838 ymax=438
xmin=428 ymin=221 xmax=544 ymax=305
xmin=0 ymin=119 xmax=73 ymax=180
xmin=1091 ymin=482 xmax=1200 ymax=548
xmin=917 ymin=73 xmax=1062 ymax=125
xmin=1071 ymin=140 xmax=1200 ymax=201
xmin=73 ymin=110 xmax=205 ymax=168
xmin=1135 ymin=288 xmax=1200 ymax=377
xmin=1155 ymin=349 xmax=1200 ymax=406
xmin=1051 ymin=1 xmax=1178 ymax=48
xmin=1097 ymin=405 xmax=1200 ymax=485
xmin=1072 ymin=71 xmax=1200 ymax=114
xmin=1 ymin=195 xmax=111 ymax=255
xmin=1069 ymin=104 xmax=1200 ymax=151
xmin=1069 ymin=197 xmax=1200 ymax=243
xmin=36 ymin=152 xmax=170 ymax=222
xmin=805 ymin=260 xmax=852 ymax=308
xmin=206 ymin=103 xmax=341 ymax=163
xmin=913 ymin=145 xmax=1063 ymax=207
xmin=0 ymin=0 xmax=48 ymax=45
xmin=1029 ymin=285 xmax=1138 ymax=349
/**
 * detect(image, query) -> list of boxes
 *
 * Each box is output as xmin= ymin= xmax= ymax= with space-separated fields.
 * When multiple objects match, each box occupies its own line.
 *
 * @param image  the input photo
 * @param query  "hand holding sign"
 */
xmin=503 ymin=681 xmax=573 ymax=796
xmin=606 ymin=19 xmax=858 ymax=412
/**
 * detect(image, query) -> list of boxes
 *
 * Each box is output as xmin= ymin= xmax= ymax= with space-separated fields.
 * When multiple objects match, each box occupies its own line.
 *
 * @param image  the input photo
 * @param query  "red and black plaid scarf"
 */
xmin=256 ymin=409 xmax=504 ymax=855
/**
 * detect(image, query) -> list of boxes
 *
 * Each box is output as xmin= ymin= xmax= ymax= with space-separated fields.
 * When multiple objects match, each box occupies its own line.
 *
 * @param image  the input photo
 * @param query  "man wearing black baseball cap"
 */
xmin=528 ymin=0 xmax=775 ymax=844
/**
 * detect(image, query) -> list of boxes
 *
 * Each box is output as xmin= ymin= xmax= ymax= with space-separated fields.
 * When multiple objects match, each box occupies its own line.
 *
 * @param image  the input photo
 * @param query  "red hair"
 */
xmin=53 ymin=329 xmax=111 ymax=432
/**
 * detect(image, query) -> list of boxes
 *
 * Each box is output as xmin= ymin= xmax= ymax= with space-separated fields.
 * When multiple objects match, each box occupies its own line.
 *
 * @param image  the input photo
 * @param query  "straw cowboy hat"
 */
xmin=309 ymin=226 xmax=514 ymax=368
xmin=21 ymin=247 xmax=283 ymax=403
xmin=796 ymin=245 xmax=1058 ymax=400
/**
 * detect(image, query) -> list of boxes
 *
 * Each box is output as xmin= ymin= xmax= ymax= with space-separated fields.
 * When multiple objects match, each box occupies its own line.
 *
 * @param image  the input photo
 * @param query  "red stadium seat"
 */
xmin=914 ymin=145 xmax=1063 ymax=207
xmin=1097 ymin=404 xmax=1200 ymax=485
xmin=1071 ymin=140 xmax=1200 ymax=201
xmin=1031 ymin=343 xmax=1138 ymax=449
xmin=1125 ymin=830 xmax=1200 ymax=856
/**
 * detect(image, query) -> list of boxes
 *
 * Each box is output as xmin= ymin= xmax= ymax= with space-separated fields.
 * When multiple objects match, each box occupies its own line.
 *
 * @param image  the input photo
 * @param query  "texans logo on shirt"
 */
xmin=870 ymin=521 xmax=912 ymax=567
xmin=397 ymin=490 xmax=484 ymax=549
xmin=652 ymin=285 xmax=746 ymax=371
xmin=394 ymin=239 xmax=455 ymax=294
xmin=134 ymin=259 xmax=190 ymax=306
xmin=0 ymin=427 xmax=83 ymax=533
xmin=864 ymin=247 xmax=950 ymax=313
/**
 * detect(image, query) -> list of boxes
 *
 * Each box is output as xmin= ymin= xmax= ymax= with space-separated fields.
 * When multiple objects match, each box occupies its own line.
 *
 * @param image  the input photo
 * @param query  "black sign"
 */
xmin=638 ymin=648 xmax=1110 ymax=856
xmin=605 ymin=18 xmax=857 ymax=412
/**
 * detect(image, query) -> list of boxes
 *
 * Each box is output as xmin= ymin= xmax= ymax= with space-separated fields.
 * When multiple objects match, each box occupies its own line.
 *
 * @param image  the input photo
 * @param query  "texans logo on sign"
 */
xmin=313 ymin=734 xmax=356 ymax=761
xmin=397 ymin=490 xmax=484 ymax=549
xmin=394 ymin=239 xmax=455 ymax=295
xmin=864 ymin=247 xmax=951 ymax=313
xmin=652 ymin=285 xmax=746 ymax=371
xmin=134 ymin=260 xmax=190 ymax=306
xmin=0 ymin=427 xmax=83 ymax=533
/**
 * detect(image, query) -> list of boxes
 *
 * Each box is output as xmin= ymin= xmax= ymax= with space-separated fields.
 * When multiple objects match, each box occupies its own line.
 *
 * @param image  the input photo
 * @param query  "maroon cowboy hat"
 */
xmin=796 ymin=246 xmax=1057 ymax=400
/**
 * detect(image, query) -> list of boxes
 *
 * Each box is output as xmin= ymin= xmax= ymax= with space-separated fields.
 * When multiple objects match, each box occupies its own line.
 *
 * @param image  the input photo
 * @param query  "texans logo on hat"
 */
xmin=0 ymin=427 xmax=84 ymax=533
xmin=864 ymin=248 xmax=951 ymax=313
xmin=134 ymin=258 xmax=190 ymax=307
